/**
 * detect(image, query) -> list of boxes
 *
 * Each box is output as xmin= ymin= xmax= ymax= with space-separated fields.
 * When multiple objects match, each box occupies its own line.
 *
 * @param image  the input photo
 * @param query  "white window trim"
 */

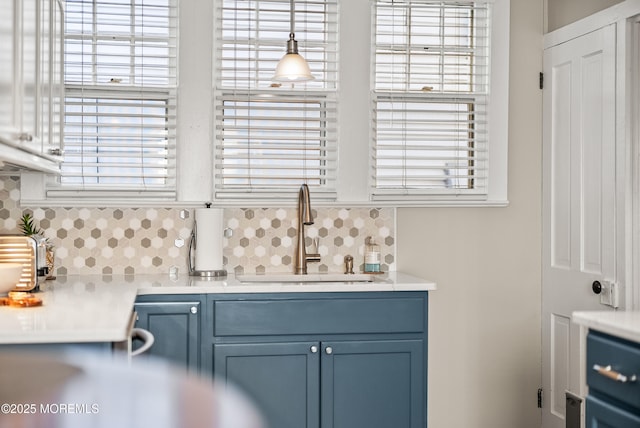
xmin=22 ymin=0 xmax=207 ymax=207
xmin=335 ymin=0 xmax=509 ymax=207
xmin=483 ymin=0 xmax=510 ymax=207
xmin=211 ymin=0 xmax=339 ymax=202
xmin=21 ymin=0 xmax=509 ymax=208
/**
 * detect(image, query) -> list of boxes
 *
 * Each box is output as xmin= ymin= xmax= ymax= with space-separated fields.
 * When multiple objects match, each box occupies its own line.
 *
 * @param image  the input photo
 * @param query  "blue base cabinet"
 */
xmin=215 ymin=339 xmax=424 ymax=428
xmin=134 ymin=292 xmax=429 ymax=428
xmin=587 ymin=395 xmax=640 ymax=427
xmin=321 ymin=339 xmax=423 ymax=428
xmin=134 ymin=295 xmax=203 ymax=372
xmin=210 ymin=292 xmax=429 ymax=428
xmin=586 ymin=331 xmax=640 ymax=428
xmin=215 ymin=342 xmax=320 ymax=428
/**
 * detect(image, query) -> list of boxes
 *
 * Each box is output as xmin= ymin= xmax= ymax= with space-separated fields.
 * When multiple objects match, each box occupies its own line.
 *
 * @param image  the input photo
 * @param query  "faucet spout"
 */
xmin=300 ymin=184 xmax=313 ymax=225
xmin=295 ymin=184 xmax=320 ymax=274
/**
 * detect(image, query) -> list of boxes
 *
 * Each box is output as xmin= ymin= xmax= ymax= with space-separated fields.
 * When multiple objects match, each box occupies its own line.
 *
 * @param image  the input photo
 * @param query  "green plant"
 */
xmin=20 ymin=213 xmax=53 ymax=250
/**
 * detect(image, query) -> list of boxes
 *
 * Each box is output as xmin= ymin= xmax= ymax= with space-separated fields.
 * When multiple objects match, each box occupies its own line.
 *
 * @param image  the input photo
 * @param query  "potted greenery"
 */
xmin=19 ymin=213 xmax=55 ymax=279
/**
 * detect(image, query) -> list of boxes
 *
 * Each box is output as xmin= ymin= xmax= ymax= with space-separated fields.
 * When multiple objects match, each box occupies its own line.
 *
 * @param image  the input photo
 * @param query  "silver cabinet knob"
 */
xmin=325 ymin=346 xmax=333 ymax=355
xmin=310 ymin=345 xmax=318 ymax=354
xmin=190 ymin=306 xmax=198 ymax=314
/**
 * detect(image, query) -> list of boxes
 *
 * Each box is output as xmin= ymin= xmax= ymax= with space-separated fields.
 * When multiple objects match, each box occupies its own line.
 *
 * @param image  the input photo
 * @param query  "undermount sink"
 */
xmin=236 ymin=273 xmax=378 ymax=283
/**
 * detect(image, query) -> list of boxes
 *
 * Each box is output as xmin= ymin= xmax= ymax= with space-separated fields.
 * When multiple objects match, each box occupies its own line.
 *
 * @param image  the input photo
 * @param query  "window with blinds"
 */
xmin=214 ymin=0 xmax=338 ymax=199
xmin=372 ymin=0 xmax=491 ymax=198
xmin=55 ymin=0 xmax=177 ymax=197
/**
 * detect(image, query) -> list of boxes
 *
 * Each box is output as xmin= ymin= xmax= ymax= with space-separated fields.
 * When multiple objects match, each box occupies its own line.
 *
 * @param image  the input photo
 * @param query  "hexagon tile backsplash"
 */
xmin=0 ymin=176 xmax=395 ymax=275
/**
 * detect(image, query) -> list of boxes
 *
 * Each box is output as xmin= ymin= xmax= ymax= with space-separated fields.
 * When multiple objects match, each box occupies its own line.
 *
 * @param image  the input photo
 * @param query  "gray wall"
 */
xmin=399 ymin=0 xmax=631 ymax=426
xmin=546 ymin=0 xmax=623 ymax=31
xmin=398 ymin=0 xmax=543 ymax=426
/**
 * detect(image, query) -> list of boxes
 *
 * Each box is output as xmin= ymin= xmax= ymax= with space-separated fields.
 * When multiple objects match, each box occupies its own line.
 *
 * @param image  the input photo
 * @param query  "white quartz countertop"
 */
xmin=134 ymin=271 xmax=436 ymax=295
xmin=0 ymin=280 xmax=138 ymax=345
xmin=572 ymin=310 xmax=640 ymax=343
xmin=0 ymin=272 xmax=436 ymax=345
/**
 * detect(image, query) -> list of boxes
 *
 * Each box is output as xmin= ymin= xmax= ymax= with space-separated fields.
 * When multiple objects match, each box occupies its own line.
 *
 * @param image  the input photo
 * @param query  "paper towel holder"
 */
xmin=188 ymin=206 xmax=228 ymax=278
xmin=188 ymin=226 xmax=227 ymax=278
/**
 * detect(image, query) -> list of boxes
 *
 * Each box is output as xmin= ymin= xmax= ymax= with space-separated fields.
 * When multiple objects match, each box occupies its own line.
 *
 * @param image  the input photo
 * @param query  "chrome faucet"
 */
xmin=295 ymin=184 xmax=320 ymax=274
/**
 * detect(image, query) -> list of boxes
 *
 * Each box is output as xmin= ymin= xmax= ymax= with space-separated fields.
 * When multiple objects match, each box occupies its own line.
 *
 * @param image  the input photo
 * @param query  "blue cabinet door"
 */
xmin=134 ymin=301 xmax=201 ymax=371
xmin=321 ymin=339 xmax=425 ymax=428
xmin=214 ymin=341 xmax=320 ymax=428
xmin=586 ymin=395 xmax=640 ymax=428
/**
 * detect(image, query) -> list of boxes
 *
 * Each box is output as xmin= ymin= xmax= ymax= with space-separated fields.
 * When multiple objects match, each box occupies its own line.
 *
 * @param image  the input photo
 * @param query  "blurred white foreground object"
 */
xmin=0 ymin=350 xmax=265 ymax=428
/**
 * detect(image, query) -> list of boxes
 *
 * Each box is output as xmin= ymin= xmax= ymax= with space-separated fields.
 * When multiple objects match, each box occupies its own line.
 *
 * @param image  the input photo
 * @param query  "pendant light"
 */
xmin=272 ymin=0 xmax=315 ymax=82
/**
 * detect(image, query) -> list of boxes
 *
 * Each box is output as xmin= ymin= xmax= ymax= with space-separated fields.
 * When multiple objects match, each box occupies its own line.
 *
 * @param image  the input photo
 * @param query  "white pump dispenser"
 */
xmin=364 ymin=236 xmax=381 ymax=273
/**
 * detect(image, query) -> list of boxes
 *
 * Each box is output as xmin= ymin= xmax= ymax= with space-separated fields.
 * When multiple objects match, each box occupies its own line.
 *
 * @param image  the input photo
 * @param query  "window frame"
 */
xmin=370 ymin=0 xmax=508 ymax=205
xmin=27 ymin=0 xmax=180 ymax=204
xmin=212 ymin=0 xmax=339 ymax=202
xmin=21 ymin=0 xmax=509 ymax=207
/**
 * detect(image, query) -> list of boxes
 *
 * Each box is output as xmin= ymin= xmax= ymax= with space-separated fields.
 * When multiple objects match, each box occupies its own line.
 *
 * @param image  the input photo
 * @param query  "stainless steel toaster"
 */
xmin=0 ymin=235 xmax=48 ymax=291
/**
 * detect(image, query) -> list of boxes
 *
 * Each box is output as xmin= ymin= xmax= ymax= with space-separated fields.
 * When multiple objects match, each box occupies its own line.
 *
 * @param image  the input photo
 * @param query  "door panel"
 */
xmin=551 ymin=59 xmax=572 ymax=271
xmin=0 ymin=0 xmax=14 ymax=134
xmin=134 ymin=301 xmax=201 ymax=371
xmin=542 ymin=24 xmax=617 ymax=428
xmin=321 ymin=340 xmax=424 ymax=428
xmin=21 ymin=0 xmax=38 ymax=139
xmin=551 ymin=314 xmax=571 ymax=419
xmin=214 ymin=342 xmax=320 ymax=428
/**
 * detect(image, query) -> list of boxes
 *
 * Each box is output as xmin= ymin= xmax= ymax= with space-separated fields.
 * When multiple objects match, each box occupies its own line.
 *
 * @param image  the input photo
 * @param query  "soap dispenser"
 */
xmin=364 ymin=236 xmax=381 ymax=273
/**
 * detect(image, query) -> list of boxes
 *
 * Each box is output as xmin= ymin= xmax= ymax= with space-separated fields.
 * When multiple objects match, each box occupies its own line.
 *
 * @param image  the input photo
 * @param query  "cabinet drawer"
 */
xmin=214 ymin=296 xmax=426 ymax=336
xmin=586 ymin=395 xmax=640 ymax=427
xmin=587 ymin=332 xmax=640 ymax=410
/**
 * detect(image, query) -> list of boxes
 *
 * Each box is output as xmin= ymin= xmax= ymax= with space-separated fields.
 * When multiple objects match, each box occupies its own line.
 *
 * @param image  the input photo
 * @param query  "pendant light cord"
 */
xmin=290 ymin=0 xmax=295 ymax=35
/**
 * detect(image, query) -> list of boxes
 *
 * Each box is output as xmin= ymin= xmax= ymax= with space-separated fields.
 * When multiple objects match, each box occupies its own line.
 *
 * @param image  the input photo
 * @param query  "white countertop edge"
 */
xmin=0 ymin=330 xmax=128 ymax=345
xmin=572 ymin=310 xmax=640 ymax=343
xmin=135 ymin=271 xmax=437 ymax=294
xmin=137 ymin=283 xmax=435 ymax=295
xmin=0 ymin=272 xmax=435 ymax=345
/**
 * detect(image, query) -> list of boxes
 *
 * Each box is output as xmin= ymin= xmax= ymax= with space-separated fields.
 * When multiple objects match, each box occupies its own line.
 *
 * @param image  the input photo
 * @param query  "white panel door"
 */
xmin=542 ymin=24 xmax=617 ymax=428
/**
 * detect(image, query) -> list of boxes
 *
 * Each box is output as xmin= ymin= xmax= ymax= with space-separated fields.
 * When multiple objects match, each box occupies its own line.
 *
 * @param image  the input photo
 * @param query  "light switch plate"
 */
xmin=600 ymin=281 xmax=619 ymax=308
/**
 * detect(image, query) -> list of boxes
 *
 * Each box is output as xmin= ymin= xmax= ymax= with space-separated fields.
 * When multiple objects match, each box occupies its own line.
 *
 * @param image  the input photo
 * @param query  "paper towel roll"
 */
xmin=194 ymin=208 xmax=224 ymax=271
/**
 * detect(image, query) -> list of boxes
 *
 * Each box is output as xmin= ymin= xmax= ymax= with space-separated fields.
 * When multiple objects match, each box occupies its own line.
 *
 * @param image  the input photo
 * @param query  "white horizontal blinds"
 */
xmin=372 ymin=0 xmax=490 ymax=197
xmin=58 ymin=0 xmax=177 ymax=193
xmin=214 ymin=0 xmax=338 ymax=198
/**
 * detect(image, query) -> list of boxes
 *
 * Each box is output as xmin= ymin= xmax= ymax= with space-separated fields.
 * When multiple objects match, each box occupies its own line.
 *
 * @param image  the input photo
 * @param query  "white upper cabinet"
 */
xmin=0 ymin=0 xmax=16 ymax=137
xmin=0 ymin=0 xmax=63 ymax=174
